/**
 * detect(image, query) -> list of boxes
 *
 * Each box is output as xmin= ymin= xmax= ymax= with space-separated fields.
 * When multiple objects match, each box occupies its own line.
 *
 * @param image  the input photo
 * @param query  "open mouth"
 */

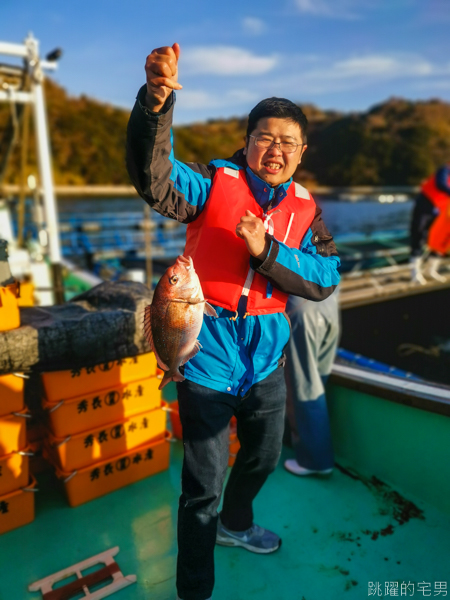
xmin=264 ymin=162 xmax=283 ymax=174
xmin=177 ymin=255 xmax=194 ymax=271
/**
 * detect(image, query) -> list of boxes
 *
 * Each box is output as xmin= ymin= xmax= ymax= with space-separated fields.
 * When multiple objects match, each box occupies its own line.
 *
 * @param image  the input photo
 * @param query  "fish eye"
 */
xmin=169 ymin=275 xmax=179 ymax=285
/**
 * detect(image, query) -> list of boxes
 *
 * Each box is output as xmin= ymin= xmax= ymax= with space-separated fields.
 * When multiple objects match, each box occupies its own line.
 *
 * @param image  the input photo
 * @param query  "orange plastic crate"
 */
xmin=51 ymin=432 xmax=172 ymax=507
xmin=168 ymin=401 xmax=183 ymax=440
xmin=0 ymin=409 xmax=29 ymax=455
xmin=43 ymin=376 xmax=162 ymax=437
xmin=26 ymin=418 xmax=47 ymax=444
xmin=41 ymin=353 xmax=158 ymax=402
xmin=45 ymin=402 xmax=168 ymax=472
xmin=28 ymin=439 xmax=50 ymax=476
xmin=0 ymin=476 xmax=36 ymax=535
xmin=228 ymin=417 xmax=240 ymax=467
xmin=0 ymin=373 xmax=25 ymax=417
xmin=228 ymin=436 xmax=240 ymax=466
xmin=0 ymin=449 xmax=29 ymax=496
xmin=16 ymin=281 xmax=34 ymax=307
xmin=0 ymin=282 xmax=20 ymax=332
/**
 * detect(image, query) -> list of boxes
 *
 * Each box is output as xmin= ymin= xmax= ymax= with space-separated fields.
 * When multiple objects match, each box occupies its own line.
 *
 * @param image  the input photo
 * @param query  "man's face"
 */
xmin=244 ymin=117 xmax=307 ymax=187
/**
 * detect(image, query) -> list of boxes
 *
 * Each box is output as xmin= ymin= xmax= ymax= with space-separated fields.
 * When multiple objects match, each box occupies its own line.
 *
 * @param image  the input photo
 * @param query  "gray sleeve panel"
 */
xmin=126 ymin=86 xmax=214 ymax=223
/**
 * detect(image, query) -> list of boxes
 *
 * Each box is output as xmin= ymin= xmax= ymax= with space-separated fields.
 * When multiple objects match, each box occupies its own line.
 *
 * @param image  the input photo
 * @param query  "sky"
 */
xmin=2 ymin=0 xmax=450 ymax=124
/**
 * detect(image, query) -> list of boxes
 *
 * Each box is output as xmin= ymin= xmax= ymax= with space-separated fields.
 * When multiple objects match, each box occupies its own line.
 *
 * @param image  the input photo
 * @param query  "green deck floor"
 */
xmin=1 ymin=440 xmax=449 ymax=600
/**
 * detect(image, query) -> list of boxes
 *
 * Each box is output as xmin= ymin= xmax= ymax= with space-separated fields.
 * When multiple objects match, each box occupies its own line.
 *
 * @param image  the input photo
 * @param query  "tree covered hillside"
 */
xmin=1 ymin=79 xmax=449 ymax=187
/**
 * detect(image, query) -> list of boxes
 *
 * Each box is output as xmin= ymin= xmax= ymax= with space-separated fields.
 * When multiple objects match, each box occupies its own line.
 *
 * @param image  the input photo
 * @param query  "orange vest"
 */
xmin=421 ymin=168 xmax=450 ymax=211
xmin=428 ymin=205 xmax=450 ymax=255
xmin=184 ymin=167 xmax=316 ymax=315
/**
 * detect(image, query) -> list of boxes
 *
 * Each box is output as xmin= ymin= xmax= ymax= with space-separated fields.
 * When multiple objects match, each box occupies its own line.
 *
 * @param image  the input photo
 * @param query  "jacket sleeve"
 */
xmin=435 ymin=165 xmax=450 ymax=196
xmin=250 ymin=205 xmax=340 ymax=301
xmin=126 ymin=85 xmax=214 ymax=223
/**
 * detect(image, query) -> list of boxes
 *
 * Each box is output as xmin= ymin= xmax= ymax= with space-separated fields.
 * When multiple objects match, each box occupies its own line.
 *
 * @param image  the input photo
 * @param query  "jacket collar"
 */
xmin=245 ymin=167 xmax=292 ymax=213
xmin=222 ymin=148 xmax=293 ymax=212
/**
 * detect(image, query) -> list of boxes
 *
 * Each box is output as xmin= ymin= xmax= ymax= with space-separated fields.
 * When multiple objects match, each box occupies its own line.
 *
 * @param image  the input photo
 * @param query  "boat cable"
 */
xmin=397 ymin=343 xmax=441 ymax=358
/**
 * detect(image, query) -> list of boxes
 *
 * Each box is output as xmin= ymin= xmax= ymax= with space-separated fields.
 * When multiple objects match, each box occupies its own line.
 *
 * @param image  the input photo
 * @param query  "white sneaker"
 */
xmin=410 ymin=257 xmax=427 ymax=285
xmin=284 ymin=458 xmax=333 ymax=476
xmin=427 ymin=257 xmax=447 ymax=283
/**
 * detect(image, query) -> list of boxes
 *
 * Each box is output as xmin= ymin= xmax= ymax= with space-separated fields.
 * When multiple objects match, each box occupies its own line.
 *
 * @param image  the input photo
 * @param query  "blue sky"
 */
xmin=2 ymin=0 xmax=450 ymax=124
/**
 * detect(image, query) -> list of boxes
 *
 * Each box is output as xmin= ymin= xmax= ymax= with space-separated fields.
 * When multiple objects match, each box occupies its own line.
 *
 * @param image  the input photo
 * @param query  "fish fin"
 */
xmin=180 ymin=339 xmax=202 ymax=366
xmin=143 ymin=304 xmax=170 ymax=372
xmin=204 ymin=302 xmax=218 ymax=318
xmin=158 ymin=369 xmax=185 ymax=390
xmin=143 ymin=305 xmax=154 ymax=351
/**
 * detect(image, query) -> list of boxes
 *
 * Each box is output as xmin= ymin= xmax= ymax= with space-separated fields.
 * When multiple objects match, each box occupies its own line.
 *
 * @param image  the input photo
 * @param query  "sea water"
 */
xmin=57 ymin=196 xmax=415 ymax=257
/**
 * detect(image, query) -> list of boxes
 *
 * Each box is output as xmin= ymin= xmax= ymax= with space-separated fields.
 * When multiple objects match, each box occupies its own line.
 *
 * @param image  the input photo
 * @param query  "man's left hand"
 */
xmin=236 ymin=210 xmax=269 ymax=258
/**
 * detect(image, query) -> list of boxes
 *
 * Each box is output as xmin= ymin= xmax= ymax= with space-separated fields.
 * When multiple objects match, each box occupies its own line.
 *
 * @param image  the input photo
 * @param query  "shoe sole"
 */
xmin=216 ymin=535 xmax=281 ymax=554
xmin=284 ymin=464 xmax=333 ymax=476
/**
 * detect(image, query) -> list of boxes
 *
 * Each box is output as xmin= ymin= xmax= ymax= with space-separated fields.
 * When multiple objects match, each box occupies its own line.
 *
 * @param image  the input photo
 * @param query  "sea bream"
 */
xmin=143 ymin=255 xmax=218 ymax=390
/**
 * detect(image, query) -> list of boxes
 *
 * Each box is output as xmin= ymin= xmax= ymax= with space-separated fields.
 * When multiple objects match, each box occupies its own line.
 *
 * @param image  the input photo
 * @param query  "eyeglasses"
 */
xmin=249 ymin=135 xmax=303 ymax=154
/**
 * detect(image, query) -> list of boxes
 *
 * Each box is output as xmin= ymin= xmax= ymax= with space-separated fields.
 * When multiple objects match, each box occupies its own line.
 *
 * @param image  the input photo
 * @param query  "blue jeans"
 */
xmin=176 ymin=366 xmax=286 ymax=600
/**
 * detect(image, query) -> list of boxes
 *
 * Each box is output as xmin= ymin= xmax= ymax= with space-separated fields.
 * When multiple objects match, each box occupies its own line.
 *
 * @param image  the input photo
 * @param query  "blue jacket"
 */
xmin=126 ymin=87 xmax=340 ymax=395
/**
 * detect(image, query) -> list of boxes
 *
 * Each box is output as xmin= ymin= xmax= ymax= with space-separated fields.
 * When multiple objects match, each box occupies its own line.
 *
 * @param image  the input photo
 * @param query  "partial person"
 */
xmin=410 ymin=164 xmax=450 ymax=284
xmin=126 ymin=43 xmax=340 ymax=600
xmin=284 ymin=291 xmax=340 ymax=476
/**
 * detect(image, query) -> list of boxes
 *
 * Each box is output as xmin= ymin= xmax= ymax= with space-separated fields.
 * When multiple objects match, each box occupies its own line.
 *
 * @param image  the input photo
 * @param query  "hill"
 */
xmin=1 ymin=79 xmax=450 ymax=187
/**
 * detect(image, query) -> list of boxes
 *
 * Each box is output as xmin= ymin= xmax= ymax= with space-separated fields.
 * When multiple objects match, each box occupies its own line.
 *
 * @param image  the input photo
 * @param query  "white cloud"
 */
xmin=181 ymin=46 xmax=278 ymax=76
xmin=306 ymin=54 xmax=439 ymax=81
xmin=174 ymin=51 xmax=450 ymax=122
xmin=294 ymin=0 xmax=372 ymax=19
xmin=179 ymin=88 xmax=259 ymax=110
xmin=257 ymin=51 xmax=450 ymax=99
xmin=413 ymin=79 xmax=450 ymax=91
xmin=179 ymin=90 xmax=217 ymax=110
xmin=242 ymin=17 xmax=266 ymax=35
xmin=227 ymin=89 xmax=259 ymax=103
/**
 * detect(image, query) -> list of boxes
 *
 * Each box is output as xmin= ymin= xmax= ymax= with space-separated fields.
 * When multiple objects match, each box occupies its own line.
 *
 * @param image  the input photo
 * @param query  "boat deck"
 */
xmin=1 ymin=440 xmax=449 ymax=600
xmin=339 ymin=259 xmax=450 ymax=309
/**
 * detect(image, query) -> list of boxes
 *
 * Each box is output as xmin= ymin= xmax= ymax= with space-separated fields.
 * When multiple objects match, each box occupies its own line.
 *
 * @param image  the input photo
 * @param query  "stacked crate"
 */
xmin=0 ymin=281 xmax=21 ymax=332
xmin=0 ymin=242 xmax=37 ymax=535
xmin=0 ymin=374 xmax=36 ymax=535
xmin=41 ymin=353 xmax=171 ymax=507
xmin=27 ymin=404 xmax=50 ymax=477
xmin=168 ymin=401 xmax=240 ymax=466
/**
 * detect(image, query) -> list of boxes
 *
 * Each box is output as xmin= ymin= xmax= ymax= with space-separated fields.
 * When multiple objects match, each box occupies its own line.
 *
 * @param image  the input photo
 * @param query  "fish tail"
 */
xmin=158 ymin=369 xmax=185 ymax=391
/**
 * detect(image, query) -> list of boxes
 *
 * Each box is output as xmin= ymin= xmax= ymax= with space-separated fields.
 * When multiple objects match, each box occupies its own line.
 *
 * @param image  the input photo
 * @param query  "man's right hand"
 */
xmin=144 ymin=43 xmax=182 ymax=113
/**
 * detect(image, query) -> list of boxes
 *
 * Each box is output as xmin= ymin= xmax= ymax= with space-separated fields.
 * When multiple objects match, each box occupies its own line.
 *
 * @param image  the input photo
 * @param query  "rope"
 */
xmin=397 ymin=343 xmax=440 ymax=358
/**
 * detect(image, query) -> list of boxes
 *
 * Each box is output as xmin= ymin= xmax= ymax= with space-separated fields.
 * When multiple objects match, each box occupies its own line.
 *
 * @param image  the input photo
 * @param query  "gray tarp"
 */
xmin=0 ymin=281 xmax=152 ymax=375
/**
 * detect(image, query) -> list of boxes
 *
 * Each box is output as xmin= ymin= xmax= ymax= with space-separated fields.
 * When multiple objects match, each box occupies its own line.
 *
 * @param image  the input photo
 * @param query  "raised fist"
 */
xmin=144 ymin=43 xmax=182 ymax=112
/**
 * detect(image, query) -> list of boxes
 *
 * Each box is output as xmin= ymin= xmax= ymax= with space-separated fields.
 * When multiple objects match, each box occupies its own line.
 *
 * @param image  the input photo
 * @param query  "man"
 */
xmin=126 ymin=43 xmax=340 ymax=600
xmin=410 ymin=164 xmax=450 ymax=284
xmin=284 ymin=291 xmax=340 ymax=477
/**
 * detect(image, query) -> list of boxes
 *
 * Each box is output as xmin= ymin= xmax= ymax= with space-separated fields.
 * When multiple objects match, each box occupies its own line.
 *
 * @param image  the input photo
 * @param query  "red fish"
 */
xmin=143 ymin=255 xmax=217 ymax=390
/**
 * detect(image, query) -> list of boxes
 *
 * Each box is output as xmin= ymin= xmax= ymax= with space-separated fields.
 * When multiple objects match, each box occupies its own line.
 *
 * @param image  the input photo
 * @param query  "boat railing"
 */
xmin=332 ymin=351 xmax=450 ymax=417
xmin=339 ymin=257 xmax=450 ymax=308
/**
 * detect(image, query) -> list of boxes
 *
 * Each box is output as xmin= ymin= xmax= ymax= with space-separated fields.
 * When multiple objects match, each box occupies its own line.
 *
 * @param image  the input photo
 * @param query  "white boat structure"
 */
xmin=0 ymin=33 xmax=101 ymax=304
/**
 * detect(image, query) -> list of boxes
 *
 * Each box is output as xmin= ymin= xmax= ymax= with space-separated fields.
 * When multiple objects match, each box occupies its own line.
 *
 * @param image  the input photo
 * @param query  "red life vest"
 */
xmin=421 ymin=167 xmax=450 ymax=211
xmin=184 ymin=167 xmax=316 ymax=315
xmin=428 ymin=205 xmax=450 ymax=255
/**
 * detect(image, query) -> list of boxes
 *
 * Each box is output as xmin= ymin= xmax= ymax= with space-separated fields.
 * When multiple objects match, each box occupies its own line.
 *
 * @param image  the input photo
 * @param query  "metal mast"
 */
xmin=0 ymin=33 xmax=64 ymax=303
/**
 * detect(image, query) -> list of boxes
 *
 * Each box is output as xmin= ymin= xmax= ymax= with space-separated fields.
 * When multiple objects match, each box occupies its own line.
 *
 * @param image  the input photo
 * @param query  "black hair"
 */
xmin=246 ymin=97 xmax=308 ymax=142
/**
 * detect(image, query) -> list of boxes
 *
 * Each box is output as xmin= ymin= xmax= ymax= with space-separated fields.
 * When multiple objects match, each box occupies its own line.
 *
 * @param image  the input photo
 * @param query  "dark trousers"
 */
xmin=410 ymin=193 xmax=437 ymax=256
xmin=176 ymin=366 xmax=286 ymax=600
